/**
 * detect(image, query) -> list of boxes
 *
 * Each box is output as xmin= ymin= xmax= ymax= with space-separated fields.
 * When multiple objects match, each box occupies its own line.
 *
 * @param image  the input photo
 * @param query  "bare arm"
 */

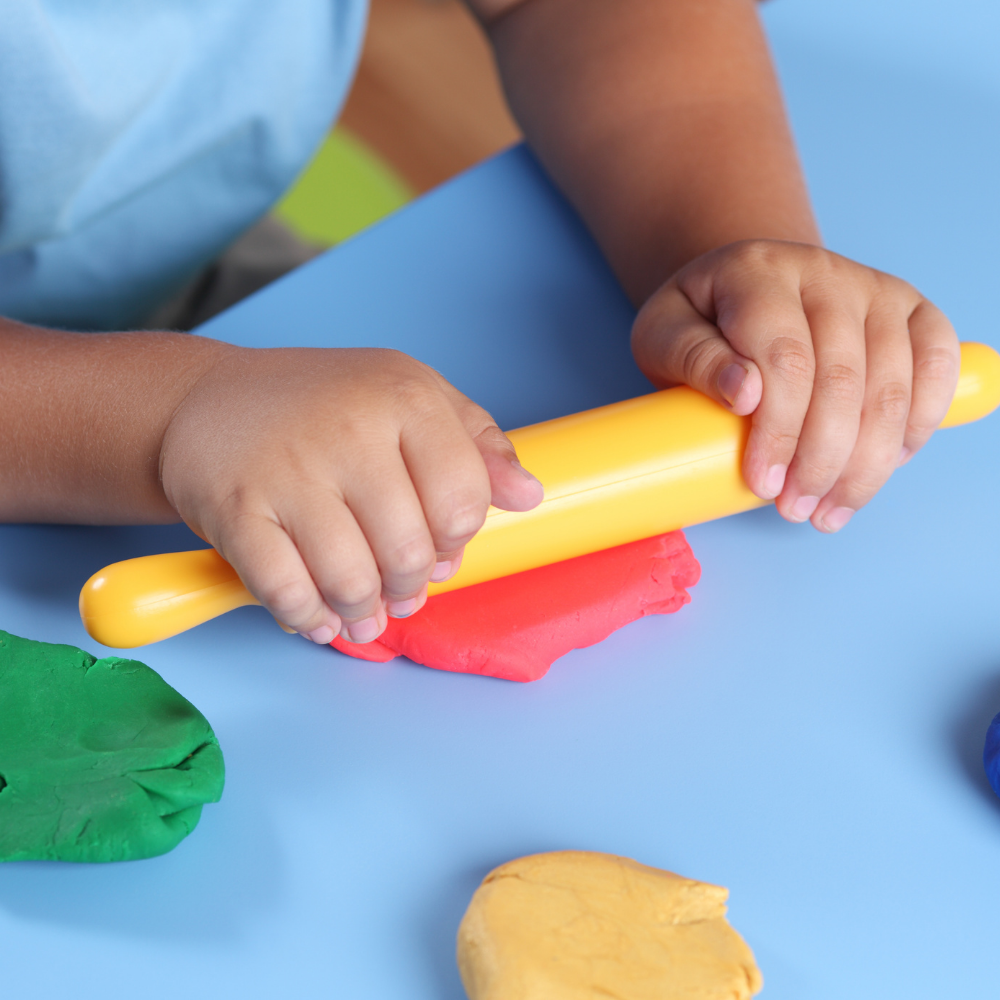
xmin=471 ymin=0 xmax=818 ymax=304
xmin=468 ymin=0 xmax=959 ymax=535
xmin=0 ymin=317 xmax=541 ymax=644
xmin=0 ymin=318 xmax=225 ymax=523
xmin=0 ymin=0 xmax=958 ymax=653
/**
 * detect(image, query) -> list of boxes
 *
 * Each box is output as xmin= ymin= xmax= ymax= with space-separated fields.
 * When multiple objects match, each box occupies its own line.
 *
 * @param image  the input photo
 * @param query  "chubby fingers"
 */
xmin=436 ymin=382 xmax=544 ymax=513
xmin=226 ymin=387 xmax=542 ymax=643
xmin=415 ymin=385 xmax=544 ymax=580
xmin=790 ymin=300 xmax=902 ymax=530
xmin=898 ymin=300 xmax=961 ymax=461
xmin=468 ymin=424 xmax=544 ymax=512
xmin=163 ymin=347 xmax=545 ymax=647
xmin=632 ymin=279 xmax=764 ymax=417
xmin=339 ymin=378 xmax=541 ymax=607
xmin=769 ymin=275 xmax=873 ymax=525
xmin=632 ymin=242 xmax=961 ymax=534
xmin=221 ymin=423 xmax=490 ymax=646
xmin=634 ymin=248 xmax=821 ymax=502
xmin=809 ymin=297 xmax=959 ymax=532
xmin=214 ymin=513 xmax=354 ymax=646
xmin=213 ymin=399 xmax=500 ymax=642
xmin=381 ymin=391 xmax=495 ymax=595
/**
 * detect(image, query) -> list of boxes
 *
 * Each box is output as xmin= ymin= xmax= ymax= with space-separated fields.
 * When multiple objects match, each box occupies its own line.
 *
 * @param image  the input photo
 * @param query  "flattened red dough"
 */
xmin=329 ymin=531 xmax=700 ymax=682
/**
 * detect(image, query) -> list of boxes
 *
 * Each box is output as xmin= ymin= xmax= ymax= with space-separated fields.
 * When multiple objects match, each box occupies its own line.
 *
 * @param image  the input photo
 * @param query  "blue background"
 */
xmin=2 ymin=1 xmax=1000 ymax=996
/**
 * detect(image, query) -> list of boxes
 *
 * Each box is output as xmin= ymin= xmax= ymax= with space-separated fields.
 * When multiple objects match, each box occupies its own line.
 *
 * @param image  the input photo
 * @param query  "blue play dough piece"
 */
xmin=984 ymin=712 xmax=1000 ymax=799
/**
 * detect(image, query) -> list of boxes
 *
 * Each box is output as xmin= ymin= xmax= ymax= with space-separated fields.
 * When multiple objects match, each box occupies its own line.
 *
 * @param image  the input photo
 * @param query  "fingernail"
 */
xmin=511 ymin=459 xmax=542 ymax=485
xmin=344 ymin=617 xmax=381 ymax=644
xmin=306 ymin=625 xmax=336 ymax=645
xmin=789 ymin=495 xmax=820 ymax=522
xmin=430 ymin=560 xmax=452 ymax=582
xmin=819 ymin=506 xmax=855 ymax=533
xmin=763 ymin=464 xmax=787 ymax=499
xmin=897 ymin=446 xmax=912 ymax=467
xmin=386 ymin=598 xmax=418 ymax=618
xmin=718 ymin=363 xmax=749 ymax=407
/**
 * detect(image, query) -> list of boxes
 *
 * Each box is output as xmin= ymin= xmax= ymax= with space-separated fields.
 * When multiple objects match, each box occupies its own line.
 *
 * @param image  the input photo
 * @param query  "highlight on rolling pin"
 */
xmin=79 ymin=341 xmax=1000 ymax=648
xmin=80 ymin=549 xmax=259 ymax=648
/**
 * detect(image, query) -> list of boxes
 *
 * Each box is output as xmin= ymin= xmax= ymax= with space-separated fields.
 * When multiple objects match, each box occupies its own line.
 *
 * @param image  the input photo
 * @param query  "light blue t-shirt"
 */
xmin=0 ymin=0 xmax=367 ymax=330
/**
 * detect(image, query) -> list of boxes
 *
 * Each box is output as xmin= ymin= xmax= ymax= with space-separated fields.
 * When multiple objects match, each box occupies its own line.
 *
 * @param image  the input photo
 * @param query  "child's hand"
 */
xmin=631 ymin=240 xmax=960 ymax=532
xmin=159 ymin=347 xmax=543 ymax=644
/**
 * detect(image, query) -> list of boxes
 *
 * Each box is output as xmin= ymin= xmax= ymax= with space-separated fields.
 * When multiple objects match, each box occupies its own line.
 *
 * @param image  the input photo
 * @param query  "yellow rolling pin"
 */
xmin=81 ymin=341 xmax=1000 ymax=648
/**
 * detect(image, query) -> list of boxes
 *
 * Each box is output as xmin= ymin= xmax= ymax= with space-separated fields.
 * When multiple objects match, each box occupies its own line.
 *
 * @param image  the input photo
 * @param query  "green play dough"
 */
xmin=0 ymin=631 xmax=224 ymax=863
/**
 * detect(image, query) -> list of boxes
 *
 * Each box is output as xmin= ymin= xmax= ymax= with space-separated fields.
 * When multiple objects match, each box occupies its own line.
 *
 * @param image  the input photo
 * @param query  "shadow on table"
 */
xmin=419 ymin=860 xmax=493 ymax=1000
xmin=949 ymin=669 xmax=1000 ymax=819
xmin=0 ymin=522 xmax=203 ymax=607
xmin=0 ymin=523 xmax=288 ymax=943
xmin=419 ymin=843 xmax=571 ymax=1000
xmin=0 ymin=720 xmax=283 ymax=945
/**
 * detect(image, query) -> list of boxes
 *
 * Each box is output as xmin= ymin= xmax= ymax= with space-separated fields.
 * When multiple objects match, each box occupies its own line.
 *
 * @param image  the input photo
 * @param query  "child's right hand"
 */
xmin=630 ymin=241 xmax=960 ymax=532
xmin=158 ymin=346 xmax=544 ymax=645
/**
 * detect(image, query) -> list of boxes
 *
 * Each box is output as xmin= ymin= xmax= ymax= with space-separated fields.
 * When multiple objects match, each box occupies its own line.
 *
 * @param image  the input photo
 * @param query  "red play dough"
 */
xmin=329 ymin=531 xmax=700 ymax=683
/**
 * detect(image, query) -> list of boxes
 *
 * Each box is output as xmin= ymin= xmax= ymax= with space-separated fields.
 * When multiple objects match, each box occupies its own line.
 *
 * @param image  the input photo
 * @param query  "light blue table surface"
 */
xmin=3 ymin=2 xmax=1000 ymax=997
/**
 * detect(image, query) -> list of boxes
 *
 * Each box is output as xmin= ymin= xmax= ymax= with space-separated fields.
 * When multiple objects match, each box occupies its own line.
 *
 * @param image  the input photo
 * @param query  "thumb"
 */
xmin=434 ymin=378 xmax=545 ymax=513
xmin=632 ymin=283 xmax=763 ymax=416
xmin=473 ymin=423 xmax=544 ymax=512
xmin=430 ymin=372 xmax=545 ymax=514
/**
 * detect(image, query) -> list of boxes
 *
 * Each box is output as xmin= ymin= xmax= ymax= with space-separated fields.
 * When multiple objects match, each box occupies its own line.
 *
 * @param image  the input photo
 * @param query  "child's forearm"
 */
xmin=0 ymin=316 xmax=543 ymax=643
xmin=478 ymin=0 xmax=820 ymax=304
xmin=0 ymin=318 xmax=228 ymax=524
xmin=475 ymin=0 xmax=960 ymax=540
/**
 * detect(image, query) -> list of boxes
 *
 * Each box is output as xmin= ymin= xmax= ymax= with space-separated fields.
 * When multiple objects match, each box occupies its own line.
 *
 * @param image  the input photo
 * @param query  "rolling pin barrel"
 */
xmin=80 ymin=341 xmax=1000 ymax=648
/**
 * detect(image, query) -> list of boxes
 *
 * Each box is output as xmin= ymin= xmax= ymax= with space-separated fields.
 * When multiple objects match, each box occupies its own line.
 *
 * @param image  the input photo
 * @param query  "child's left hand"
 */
xmin=630 ymin=239 xmax=961 ymax=532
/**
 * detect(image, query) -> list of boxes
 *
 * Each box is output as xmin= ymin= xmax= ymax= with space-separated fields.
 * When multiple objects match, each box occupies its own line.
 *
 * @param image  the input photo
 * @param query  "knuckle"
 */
xmin=906 ymin=416 xmax=937 ymax=439
xmin=914 ymin=344 xmax=960 ymax=387
xmin=800 ymin=252 xmax=842 ymax=291
xmin=869 ymin=381 xmax=911 ymax=425
xmin=840 ymin=469 xmax=886 ymax=505
xmin=767 ymin=341 xmax=813 ymax=381
xmin=213 ymin=488 xmax=259 ymax=525
xmin=766 ymin=336 xmax=815 ymax=385
xmin=383 ymin=536 xmax=436 ymax=583
xmin=880 ymin=276 xmax=916 ymax=305
xmin=814 ymin=362 xmax=864 ymax=405
xmin=726 ymin=238 xmax=816 ymax=280
xmin=330 ymin=573 xmax=382 ymax=612
xmin=905 ymin=413 xmax=939 ymax=441
xmin=394 ymin=375 xmax=443 ymax=411
xmin=758 ymin=427 xmax=800 ymax=456
xmin=380 ymin=347 xmax=433 ymax=377
xmin=435 ymin=494 xmax=488 ymax=549
xmin=729 ymin=238 xmax=782 ymax=273
xmin=379 ymin=347 xmax=410 ymax=364
xmin=793 ymin=454 xmax=842 ymax=490
xmin=257 ymin=577 xmax=317 ymax=621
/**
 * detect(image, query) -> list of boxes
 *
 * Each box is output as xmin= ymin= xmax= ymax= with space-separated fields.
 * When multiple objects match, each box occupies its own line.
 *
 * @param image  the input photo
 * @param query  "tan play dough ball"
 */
xmin=457 ymin=850 xmax=763 ymax=1000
